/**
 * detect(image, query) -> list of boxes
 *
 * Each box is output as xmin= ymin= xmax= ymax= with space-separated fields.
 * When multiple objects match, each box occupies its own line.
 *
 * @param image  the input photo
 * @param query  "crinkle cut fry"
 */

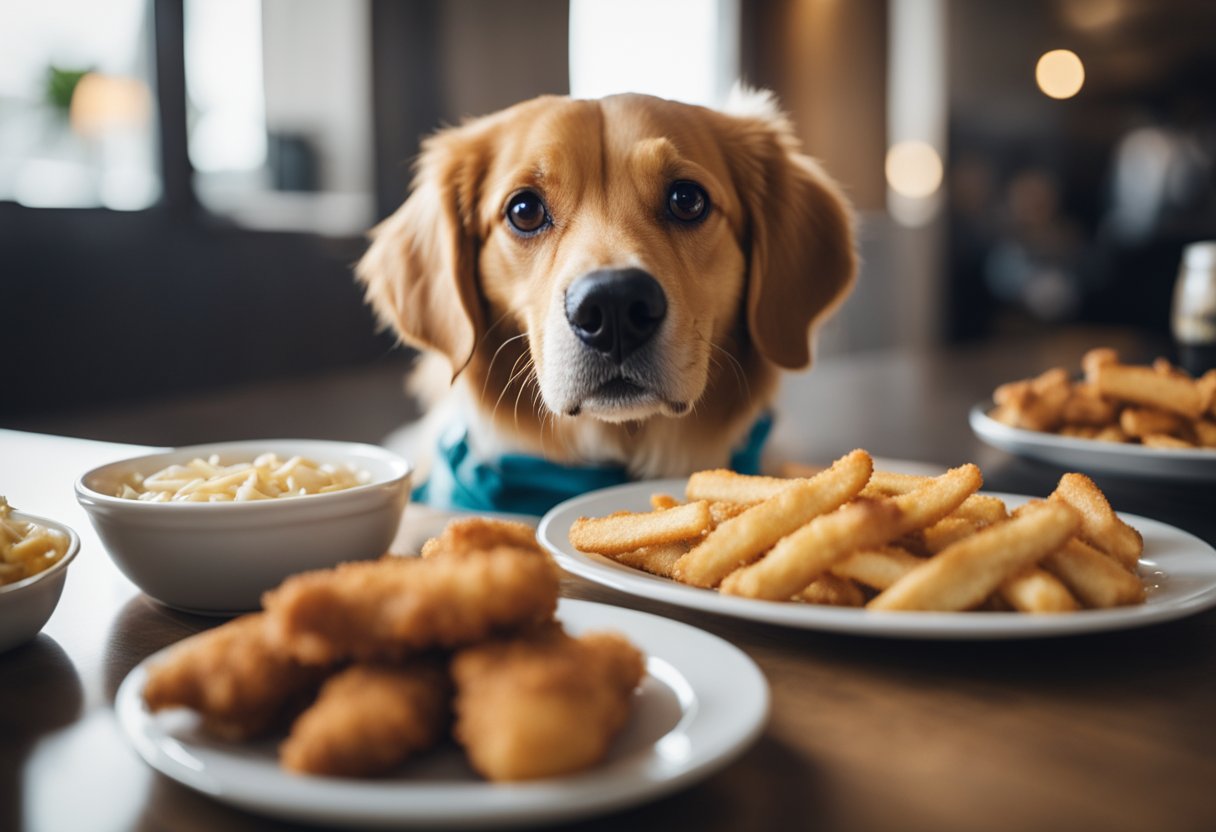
xmin=263 ymin=547 xmax=559 ymax=664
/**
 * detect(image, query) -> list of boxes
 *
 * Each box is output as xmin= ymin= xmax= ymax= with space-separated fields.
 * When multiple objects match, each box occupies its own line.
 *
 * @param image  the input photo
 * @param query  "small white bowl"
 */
xmin=75 ymin=439 xmax=412 ymax=615
xmin=0 ymin=512 xmax=80 ymax=653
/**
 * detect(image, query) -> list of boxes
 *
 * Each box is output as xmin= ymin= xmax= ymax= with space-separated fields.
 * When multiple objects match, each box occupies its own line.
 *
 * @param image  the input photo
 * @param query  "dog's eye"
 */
xmin=667 ymin=181 xmax=709 ymax=223
xmin=506 ymin=190 xmax=550 ymax=235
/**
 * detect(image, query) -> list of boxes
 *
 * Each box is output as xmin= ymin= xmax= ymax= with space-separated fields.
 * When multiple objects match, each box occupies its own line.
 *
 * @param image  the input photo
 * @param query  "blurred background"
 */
xmin=2 ymin=0 xmax=1215 ymax=439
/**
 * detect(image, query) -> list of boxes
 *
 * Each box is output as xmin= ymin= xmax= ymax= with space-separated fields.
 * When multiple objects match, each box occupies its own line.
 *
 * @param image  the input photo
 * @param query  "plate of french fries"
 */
xmin=536 ymin=449 xmax=1216 ymax=638
xmin=971 ymin=348 xmax=1216 ymax=481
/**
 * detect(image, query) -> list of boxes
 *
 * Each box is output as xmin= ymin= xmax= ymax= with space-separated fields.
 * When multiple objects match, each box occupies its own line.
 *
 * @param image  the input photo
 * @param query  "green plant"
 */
xmin=45 ymin=65 xmax=92 ymax=111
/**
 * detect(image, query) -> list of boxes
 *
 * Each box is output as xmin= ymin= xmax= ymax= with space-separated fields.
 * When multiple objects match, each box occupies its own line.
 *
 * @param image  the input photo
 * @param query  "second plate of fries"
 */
xmin=537 ymin=453 xmax=1216 ymax=639
xmin=971 ymin=405 xmax=1216 ymax=482
xmin=971 ymin=347 xmax=1216 ymax=481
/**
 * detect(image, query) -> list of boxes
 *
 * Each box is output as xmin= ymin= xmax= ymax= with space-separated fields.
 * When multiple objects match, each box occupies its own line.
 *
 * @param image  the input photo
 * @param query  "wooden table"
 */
xmin=4 ymin=329 xmax=1216 ymax=832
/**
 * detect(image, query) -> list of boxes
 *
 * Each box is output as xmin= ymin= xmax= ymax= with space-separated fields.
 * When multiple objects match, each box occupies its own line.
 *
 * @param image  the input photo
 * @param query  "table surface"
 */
xmin=4 ymin=328 xmax=1216 ymax=832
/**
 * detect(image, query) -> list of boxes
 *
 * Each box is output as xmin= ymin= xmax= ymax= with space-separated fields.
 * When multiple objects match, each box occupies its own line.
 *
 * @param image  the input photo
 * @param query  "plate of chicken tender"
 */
xmin=115 ymin=518 xmax=768 ymax=829
xmin=537 ymin=449 xmax=1216 ymax=638
xmin=971 ymin=347 xmax=1216 ymax=481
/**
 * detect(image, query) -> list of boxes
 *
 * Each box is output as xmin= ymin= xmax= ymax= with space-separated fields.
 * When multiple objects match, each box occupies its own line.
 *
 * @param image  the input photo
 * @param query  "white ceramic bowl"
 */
xmin=0 ymin=512 xmax=80 ymax=653
xmin=75 ymin=440 xmax=412 ymax=615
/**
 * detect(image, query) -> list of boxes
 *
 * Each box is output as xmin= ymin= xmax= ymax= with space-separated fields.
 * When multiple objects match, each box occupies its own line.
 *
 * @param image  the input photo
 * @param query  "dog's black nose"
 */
xmin=565 ymin=268 xmax=667 ymax=364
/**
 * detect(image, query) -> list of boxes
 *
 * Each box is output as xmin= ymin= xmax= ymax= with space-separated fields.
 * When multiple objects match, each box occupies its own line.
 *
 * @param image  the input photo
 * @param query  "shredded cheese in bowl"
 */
xmin=0 ymin=497 xmax=70 ymax=586
xmin=115 ymin=453 xmax=370 ymax=503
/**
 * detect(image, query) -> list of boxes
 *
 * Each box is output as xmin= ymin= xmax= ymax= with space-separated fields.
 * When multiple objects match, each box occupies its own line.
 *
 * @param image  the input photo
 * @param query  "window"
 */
xmin=184 ymin=0 xmax=375 ymax=235
xmin=568 ymin=0 xmax=739 ymax=108
xmin=0 ymin=0 xmax=160 ymax=209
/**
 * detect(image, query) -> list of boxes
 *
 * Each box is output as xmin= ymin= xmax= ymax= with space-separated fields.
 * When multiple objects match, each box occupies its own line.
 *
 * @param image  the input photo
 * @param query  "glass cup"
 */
xmin=1171 ymin=241 xmax=1216 ymax=376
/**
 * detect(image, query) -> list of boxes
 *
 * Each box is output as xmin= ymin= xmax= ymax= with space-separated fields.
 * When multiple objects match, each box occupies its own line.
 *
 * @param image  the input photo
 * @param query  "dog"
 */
xmin=357 ymin=89 xmax=856 ymax=514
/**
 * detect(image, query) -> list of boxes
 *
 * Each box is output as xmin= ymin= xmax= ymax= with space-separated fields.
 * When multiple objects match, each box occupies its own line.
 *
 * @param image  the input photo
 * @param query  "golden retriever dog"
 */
xmin=358 ymin=90 xmax=855 ymax=513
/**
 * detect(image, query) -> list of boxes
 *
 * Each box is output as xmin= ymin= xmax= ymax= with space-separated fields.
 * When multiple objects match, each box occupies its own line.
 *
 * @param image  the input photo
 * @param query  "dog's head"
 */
xmin=359 ymin=92 xmax=854 ymax=460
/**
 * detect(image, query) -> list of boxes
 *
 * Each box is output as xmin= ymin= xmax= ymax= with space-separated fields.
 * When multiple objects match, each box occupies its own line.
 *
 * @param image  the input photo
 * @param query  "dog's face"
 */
xmin=359 ymin=93 xmax=854 ymax=465
xmin=477 ymin=96 xmax=751 ymax=423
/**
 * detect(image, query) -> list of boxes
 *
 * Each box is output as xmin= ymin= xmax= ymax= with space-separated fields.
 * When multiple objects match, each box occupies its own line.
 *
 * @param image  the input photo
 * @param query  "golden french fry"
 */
xmin=1198 ymin=370 xmax=1216 ymax=415
xmin=988 ymin=403 xmax=1025 ymax=429
xmin=570 ymin=501 xmax=711 ymax=556
xmin=949 ymin=494 xmax=1008 ymax=527
xmin=1152 ymin=357 xmax=1190 ymax=379
xmin=921 ymin=517 xmax=977 ymax=554
xmin=997 ymin=568 xmax=1079 ymax=613
xmin=708 ymin=500 xmax=753 ymax=527
xmin=650 ymin=493 xmax=680 ymax=511
xmin=673 ymin=449 xmax=873 ymax=588
xmin=1082 ymin=347 xmax=1119 ymax=382
xmin=993 ymin=379 xmax=1031 ymax=408
xmin=867 ymin=473 xmax=1003 ymax=529
xmin=611 ymin=542 xmax=690 ymax=578
xmin=1061 ymin=383 xmax=1117 ymax=426
xmin=992 ymin=369 xmax=1071 ymax=432
xmin=720 ymin=499 xmax=903 ymax=600
xmin=870 ymin=474 xmax=1001 ymax=520
xmin=1094 ymin=363 xmax=1203 ymax=420
xmin=1041 ymin=537 xmax=1146 ymax=608
xmin=684 ymin=469 xmax=797 ymax=504
xmin=1093 ymin=424 xmax=1129 ymax=443
xmin=865 ymin=470 xmax=930 ymax=496
xmin=1141 ymin=434 xmax=1194 ymax=449
xmin=1119 ymin=407 xmax=1189 ymax=439
xmin=1194 ymin=419 xmax=1216 ymax=448
xmin=796 ymin=574 xmax=865 ymax=607
xmin=831 ymin=546 xmax=923 ymax=590
xmin=868 ymin=501 xmax=1079 ymax=612
xmin=888 ymin=464 xmax=984 ymax=537
xmin=1048 ymin=473 xmax=1142 ymax=571
xmin=1059 ymin=425 xmax=1099 ymax=439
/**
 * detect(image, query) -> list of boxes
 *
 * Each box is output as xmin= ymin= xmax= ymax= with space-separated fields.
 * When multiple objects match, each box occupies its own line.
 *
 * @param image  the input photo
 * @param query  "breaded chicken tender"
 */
xmin=420 ymin=517 xmax=540 ymax=559
xmin=280 ymin=660 xmax=450 ymax=777
xmin=451 ymin=625 xmax=645 ymax=781
xmin=263 ymin=547 xmax=559 ymax=664
xmin=142 ymin=613 xmax=324 ymax=740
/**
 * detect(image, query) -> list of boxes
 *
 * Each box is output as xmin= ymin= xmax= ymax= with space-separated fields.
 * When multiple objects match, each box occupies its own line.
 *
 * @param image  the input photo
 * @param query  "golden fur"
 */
xmin=358 ymin=91 xmax=855 ymax=478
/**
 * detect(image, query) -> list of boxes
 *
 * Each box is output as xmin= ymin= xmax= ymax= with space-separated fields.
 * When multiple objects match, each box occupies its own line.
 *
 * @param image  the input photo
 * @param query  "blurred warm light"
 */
xmin=69 ymin=73 xmax=151 ymax=137
xmin=885 ymin=141 xmax=943 ymax=199
xmin=1036 ymin=50 xmax=1085 ymax=99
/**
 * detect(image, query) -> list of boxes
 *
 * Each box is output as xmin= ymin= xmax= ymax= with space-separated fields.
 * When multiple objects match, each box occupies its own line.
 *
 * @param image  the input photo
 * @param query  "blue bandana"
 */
xmin=413 ymin=413 xmax=773 ymax=516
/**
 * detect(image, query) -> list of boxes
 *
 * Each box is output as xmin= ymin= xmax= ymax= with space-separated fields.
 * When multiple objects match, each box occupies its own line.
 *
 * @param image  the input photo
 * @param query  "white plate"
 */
xmin=537 ymin=480 xmax=1216 ymax=639
xmin=970 ymin=403 xmax=1216 ymax=482
xmin=115 ymin=599 xmax=769 ymax=829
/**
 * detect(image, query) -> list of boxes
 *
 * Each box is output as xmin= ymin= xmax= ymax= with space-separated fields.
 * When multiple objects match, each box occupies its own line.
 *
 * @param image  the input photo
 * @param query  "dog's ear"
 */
xmin=719 ymin=95 xmax=857 ymax=369
xmin=356 ymin=128 xmax=485 ymax=377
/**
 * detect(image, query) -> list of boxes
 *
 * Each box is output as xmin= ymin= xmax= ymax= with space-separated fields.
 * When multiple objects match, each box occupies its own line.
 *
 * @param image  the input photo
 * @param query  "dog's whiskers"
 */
xmin=481 ymin=331 xmax=528 ymax=404
xmin=710 ymin=340 xmax=750 ymax=401
xmin=489 ymin=349 xmax=530 ymax=423
xmin=511 ymin=357 xmax=538 ymax=435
